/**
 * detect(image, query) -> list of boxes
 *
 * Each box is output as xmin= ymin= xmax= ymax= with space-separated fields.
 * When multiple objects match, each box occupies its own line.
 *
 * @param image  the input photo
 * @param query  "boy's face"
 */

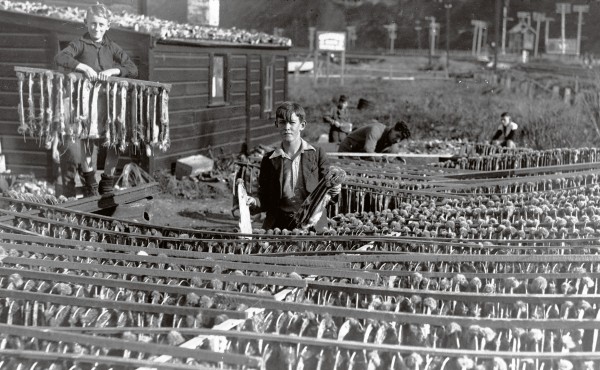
xmin=275 ymin=112 xmax=305 ymax=144
xmin=387 ymin=129 xmax=403 ymax=144
xmin=86 ymin=14 xmax=110 ymax=42
xmin=501 ymin=115 xmax=511 ymax=126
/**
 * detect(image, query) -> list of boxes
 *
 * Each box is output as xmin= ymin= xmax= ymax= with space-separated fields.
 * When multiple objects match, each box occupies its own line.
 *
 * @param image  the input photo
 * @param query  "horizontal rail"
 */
xmin=14 ymin=66 xmax=172 ymax=91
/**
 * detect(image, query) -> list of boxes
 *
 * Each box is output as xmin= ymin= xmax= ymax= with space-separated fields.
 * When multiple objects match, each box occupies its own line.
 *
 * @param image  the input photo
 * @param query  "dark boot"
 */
xmin=99 ymin=173 xmax=115 ymax=195
xmin=81 ymin=170 xmax=99 ymax=197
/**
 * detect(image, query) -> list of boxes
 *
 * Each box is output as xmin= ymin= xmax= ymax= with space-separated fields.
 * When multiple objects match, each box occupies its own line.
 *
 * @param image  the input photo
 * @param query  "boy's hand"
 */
xmin=98 ymin=68 xmax=121 ymax=81
xmin=52 ymin=147 xmax=60 ymax=164
xmin=327 ymin=184 xmax=342 ymax=196
xmin=246 ymin=196 xmax=257 ymax=207
xmin=76 ymin=63 xmax=97 ymax=80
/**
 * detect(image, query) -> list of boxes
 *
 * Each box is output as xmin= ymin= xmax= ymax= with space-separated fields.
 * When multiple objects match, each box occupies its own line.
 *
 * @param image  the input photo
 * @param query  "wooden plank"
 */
xmin=0 ymin=91 xmax=18 ymax=105
xmin=249 ymin=124 xmax=277 ymax=138
xmin=152 ymin=53 xmax=210 ymax=68
xmin=230 ymin=54 xmax=247 ymax=69
xmin=0 ymin=49 xmax=47 ymax=63
xmin=169 ymin=117 xmax=246 ymax=139
xmin=0 ymin=35 xmax=47 ymax=48
xmin=168 ymin=94 xmax=209 ymax=111
xmin=0 ymin=107 xmax=19 ymax=121
xmin=1 ymin=135 xmax=50 ymax=151
xmin=249 ymin=94 xmax=261 ymax=106
xmin=0 ymin=62 xmax=46 ymax=77
xmin=169 ymin=127 xmax=247 ymax=150
xmin=230 ymin=67 xmax=246 ymax=81
xmin=168 ymin=81 xmax=207 ymax=97
xmin=197 ymin=104 xmax=246 ymax=121
xmin=0 ymin=77 xmax=17 ymax=92
xmin=230 ymin=80 xmax=245 ymax=93
xmin=230 ymin=92 xmax=245 ymax=105
xmin=153 ymin=67 xmax=208 ymax=82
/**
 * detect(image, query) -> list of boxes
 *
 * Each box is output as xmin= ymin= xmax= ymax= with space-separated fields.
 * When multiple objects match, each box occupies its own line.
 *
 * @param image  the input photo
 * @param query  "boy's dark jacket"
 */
xmin=54 ymin=32 xmax=138 ymax=78
xmin=257 ymin=145 xmax=329 ymax=229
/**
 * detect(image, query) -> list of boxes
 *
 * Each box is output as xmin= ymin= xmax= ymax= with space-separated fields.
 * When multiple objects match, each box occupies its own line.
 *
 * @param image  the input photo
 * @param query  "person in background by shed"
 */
xmin=246 ymin=101 xmax=341 ymax=230
xmin=323 ymin=95 xmax=352 ymax=143
xmin=53 ymin=3 xmax=138 ymax=197
xmin=338 ymin=119 xmax=411 ymax=161
xmin=491 ymin=112 xmax=518 ymax=148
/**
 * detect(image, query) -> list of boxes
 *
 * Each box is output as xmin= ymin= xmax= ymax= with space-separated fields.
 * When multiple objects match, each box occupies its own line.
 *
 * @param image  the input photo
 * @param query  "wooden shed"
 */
xmin=507 ymin=20 xmax=536 ymax=54
xmin=0 ymin=4 xmax=290 ymax=178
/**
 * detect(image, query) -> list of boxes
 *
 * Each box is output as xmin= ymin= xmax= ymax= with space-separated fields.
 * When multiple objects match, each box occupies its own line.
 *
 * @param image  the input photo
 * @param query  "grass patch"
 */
xmin=289 ymin=75 xmax=598 ymax=150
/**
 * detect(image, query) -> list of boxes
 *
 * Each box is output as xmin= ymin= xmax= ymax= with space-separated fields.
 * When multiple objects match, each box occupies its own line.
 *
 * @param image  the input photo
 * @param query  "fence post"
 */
xmin=564 ymin=87 xmax=571 ymax=104
xmin=528 ymin=82 xmax=535 ymax=98
xmin=552 ymin=86 xmax=560 ymax=100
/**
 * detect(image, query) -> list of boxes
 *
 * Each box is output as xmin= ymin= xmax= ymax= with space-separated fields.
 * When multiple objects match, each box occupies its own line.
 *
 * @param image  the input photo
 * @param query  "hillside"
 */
xmin=220 ymin=0 xmax=600 ymax=53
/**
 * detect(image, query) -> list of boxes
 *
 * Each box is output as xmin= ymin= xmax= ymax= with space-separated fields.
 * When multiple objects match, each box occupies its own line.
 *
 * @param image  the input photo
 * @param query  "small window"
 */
xmin=263 ymin=63 xmax=274 ymax=113
xmin=210 ymin=54 xmax=227 ymax=106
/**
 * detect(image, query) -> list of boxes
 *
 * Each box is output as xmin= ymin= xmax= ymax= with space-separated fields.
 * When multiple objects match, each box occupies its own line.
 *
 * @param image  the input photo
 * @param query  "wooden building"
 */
xmin=507 ymin=20 xmax=536 ymax=55
xmin=0 ymin=4 xmax=289 ymax=178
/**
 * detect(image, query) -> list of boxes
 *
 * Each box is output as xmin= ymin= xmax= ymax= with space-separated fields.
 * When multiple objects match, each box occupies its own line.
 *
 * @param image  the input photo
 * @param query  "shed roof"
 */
xmin=508 ymin=21 xmax=536 ymax=35
xmin=0 ymin=0 xmax=292 ymax=48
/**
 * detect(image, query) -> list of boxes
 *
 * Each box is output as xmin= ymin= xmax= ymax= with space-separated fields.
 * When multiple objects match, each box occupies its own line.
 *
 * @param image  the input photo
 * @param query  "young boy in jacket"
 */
xmin=246 ymin=102 xmax=341 ymax=230
xmin=54 ymin=3 xmax=138 ymax=196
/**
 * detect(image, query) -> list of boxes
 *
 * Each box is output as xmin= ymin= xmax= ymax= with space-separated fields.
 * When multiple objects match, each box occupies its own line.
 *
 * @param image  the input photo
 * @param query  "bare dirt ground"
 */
xmin=143 ymin=175 xmax=262 ymax=232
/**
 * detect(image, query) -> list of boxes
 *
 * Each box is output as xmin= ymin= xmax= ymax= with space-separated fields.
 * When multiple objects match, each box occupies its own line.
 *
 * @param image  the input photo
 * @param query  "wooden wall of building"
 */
xmin=149 ymin=43 xmax=288 ymax=172
xmin=0 ymin=11 xmax=150 ymax=178
xmin=0 ymin=10 xmax=290 ymax=177
xmin=0 ymin=21 xmax=54 ymax=178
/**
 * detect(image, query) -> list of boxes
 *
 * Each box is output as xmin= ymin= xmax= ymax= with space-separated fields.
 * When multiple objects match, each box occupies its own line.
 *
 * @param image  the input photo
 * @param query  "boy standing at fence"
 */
xmin=54 ymin=3 xmax=138 ymax=196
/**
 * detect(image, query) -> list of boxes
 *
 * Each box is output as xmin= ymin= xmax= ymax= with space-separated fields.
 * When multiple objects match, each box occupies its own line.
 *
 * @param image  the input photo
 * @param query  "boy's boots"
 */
xmin=81 ymin=171 xmax=99 ymax=197
xmin=99 ymin=173 xmax=115 ymax=195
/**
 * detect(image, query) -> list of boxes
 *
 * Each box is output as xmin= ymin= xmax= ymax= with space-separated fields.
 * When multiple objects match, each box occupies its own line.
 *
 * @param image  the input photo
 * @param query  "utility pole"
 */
xmin=573 ymin=5 xmax=589 ymax=56
xmin=501 ymin=0 xmax=511 ymax=55
xmin=425 ymin=16 xmax=437 ymax=66
xmin=555 ymin=3 xmax=571 ymax=54
xmin=544 ymin=17 xmax=554 ymax=51
xmin=346 ymin=26 xmax=357 ymax=49
xmin=415 ymin=20 xmax=422 ymax=50
xmin=384 ymin=23 xmax=397 ymax=54
xmin=494 ymin=0 xmax=501 ymax=73
xmin=471 ymin=20 xmax=486 ymax=57
xmin=532 ymin=12 xmax=545 ymax=58
xmin=445 ymin=2 xmax=452 ymax=72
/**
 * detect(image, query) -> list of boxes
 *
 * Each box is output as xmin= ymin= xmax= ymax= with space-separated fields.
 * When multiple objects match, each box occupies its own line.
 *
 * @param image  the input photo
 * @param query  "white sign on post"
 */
xmin=317 ymin=32 xmax=346 ymax=51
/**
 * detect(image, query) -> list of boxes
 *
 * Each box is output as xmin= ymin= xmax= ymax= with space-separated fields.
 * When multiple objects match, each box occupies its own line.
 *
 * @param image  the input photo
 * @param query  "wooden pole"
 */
xmin=573 ymin=5 xmax=589 ymax=56
xmin=494 ymin=0 xmax=501 ymax=73
xmin=476 ymin=22 xmax=484 ymax=56
xmin=544 ymin=17 xmax=553 ymax=51
xmin=471 ymin=20 xmax=478 ymax=56
xmin=501 ymin=0 xmax=508 ymax=54
xmin=556 ymin=3 xmax=571 ymax=54
xmin=445 ymin=2 xmax=452 ymax=73
xmin=533 ymin=12 xmax=545 ymax=58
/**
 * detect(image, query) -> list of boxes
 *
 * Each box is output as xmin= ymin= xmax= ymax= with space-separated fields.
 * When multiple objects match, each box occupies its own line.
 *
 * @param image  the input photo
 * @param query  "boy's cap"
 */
xmin=338 ymin=95 xmax=348 ymax=103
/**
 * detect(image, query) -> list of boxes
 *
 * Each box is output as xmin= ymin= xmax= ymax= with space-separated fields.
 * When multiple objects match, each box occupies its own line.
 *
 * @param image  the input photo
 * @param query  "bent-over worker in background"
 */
xmin=491 ymin=112 xmax=518 ymax=149
xmin=338 ymin=120 xmax=411 ymax=160
xmin=53 ymin=3 xmax=138 ymax=197
xmin=246 ymin=102 xmax=341 ymax=230
xmin=323 ymin=95 xmax=352 ymax=143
